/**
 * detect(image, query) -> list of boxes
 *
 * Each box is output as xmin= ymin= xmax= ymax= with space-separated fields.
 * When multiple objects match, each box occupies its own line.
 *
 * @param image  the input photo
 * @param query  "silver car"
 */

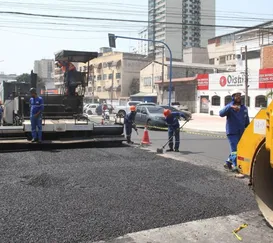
xmin=135 ymin=106 xmax=167 ymax=129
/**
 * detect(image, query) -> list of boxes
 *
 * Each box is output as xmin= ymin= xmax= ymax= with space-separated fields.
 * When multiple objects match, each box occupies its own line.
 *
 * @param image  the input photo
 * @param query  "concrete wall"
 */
xmin=261 ymin=45 xmax=273 ymax=68
xmin=183 ymin=47 xmax=209 ymax=64
xmin=175 ymin=82 xmax=197 ymax=113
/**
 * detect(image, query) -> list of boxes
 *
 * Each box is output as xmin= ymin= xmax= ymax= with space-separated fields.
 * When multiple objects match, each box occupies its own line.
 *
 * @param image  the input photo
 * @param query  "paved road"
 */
xmin=1 ymin=141 xmax=273 ymax=242
xmin=131 ymin=128 xmax=229 ymax=171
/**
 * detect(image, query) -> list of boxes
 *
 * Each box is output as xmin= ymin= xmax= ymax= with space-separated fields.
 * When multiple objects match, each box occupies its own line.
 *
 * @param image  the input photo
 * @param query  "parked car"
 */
xmin=85 ymin=103 xmax=100 ymax=115
xmin=136 ymin=102 xmax=156 ymax=107
xmin=96 ymin=104 xmax=114 ymax=115
xmin=160 ymin=105 xmax=192 ymax=120
xmin=114 ymin=101 xmax=143 ymax=117
xmin=135 ymin=105 xmax=167 ymax=129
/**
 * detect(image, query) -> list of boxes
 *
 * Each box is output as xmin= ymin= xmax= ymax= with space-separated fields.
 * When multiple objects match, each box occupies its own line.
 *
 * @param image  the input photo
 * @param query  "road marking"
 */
xmin=91 ymin=210 xmax=273 ymax=243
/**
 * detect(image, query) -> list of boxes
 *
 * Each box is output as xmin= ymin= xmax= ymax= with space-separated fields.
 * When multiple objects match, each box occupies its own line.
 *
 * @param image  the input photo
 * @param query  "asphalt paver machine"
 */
xmin=0 ymin=50 xmax=126 ymax=150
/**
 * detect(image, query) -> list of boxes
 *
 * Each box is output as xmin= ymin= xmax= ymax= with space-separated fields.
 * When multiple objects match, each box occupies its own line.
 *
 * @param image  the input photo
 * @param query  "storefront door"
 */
xmin=200 ymin=96 xmax=209 ymax=113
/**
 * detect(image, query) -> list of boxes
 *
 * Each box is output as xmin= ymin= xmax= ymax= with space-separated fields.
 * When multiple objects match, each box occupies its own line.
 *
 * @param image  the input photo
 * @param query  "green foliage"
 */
xmin=129 ymin=78 xmax=140 ymax=95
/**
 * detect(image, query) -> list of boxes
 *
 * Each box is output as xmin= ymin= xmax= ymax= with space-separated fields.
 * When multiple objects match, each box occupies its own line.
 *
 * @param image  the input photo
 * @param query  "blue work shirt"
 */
xmin=29 ymin=96 xmax=44 ymax=117
xmin=219 ymin=102 xmax=250 ymax=135
xmin=124 ymin=112 xmax=135 ymax=125
xmin=165 ymin=112 xmax=186 ymax=130
xmin=0 ymin=105 xmax=3 ymax=116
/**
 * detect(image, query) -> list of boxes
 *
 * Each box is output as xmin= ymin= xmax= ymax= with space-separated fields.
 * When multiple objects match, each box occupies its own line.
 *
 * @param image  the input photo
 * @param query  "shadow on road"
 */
xmin=179 ymin=151 xmax=204 ymax=155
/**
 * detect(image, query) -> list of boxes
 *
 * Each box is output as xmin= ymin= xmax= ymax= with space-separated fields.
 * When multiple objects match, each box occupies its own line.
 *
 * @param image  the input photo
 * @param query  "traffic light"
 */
xmin=108 ymin=33 xmax=116 ymax=48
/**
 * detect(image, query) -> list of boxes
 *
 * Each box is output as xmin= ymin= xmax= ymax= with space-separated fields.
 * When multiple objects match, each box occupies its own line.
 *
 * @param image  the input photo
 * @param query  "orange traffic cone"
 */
xmin=141 ymin=125 xmax=151 ymax=145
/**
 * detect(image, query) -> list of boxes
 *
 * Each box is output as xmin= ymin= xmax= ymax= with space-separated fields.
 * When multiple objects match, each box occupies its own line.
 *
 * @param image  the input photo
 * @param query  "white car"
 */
xmin=85 ymin=103 xmax=99 ymax=115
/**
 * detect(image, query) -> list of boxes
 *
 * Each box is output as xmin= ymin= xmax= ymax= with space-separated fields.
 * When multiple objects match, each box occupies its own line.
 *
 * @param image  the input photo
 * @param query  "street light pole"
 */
xmin=111 ymin=35 xmax=173 ymax=106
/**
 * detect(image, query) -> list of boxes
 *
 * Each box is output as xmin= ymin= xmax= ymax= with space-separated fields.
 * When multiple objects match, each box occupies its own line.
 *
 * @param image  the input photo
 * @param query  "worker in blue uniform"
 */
xmin=163 ymin=109 xmax=188 ymax=152
xmin=124 ymin=106 xmax=138 ymax=144
xmin=29 ymin=88 xmax=44 ymax=143
xmin=219 ymin=89 xmax=250 ymax=171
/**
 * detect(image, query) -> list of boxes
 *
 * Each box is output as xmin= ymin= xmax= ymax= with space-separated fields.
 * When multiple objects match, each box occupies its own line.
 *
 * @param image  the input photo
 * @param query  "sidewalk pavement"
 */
xmin=180 ymin=113 xmax=226 ymax=135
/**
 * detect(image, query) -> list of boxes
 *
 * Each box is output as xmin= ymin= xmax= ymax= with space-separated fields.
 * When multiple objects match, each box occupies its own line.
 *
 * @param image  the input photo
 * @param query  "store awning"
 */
xmin=130 ymin=92 xmax=157 ymax=97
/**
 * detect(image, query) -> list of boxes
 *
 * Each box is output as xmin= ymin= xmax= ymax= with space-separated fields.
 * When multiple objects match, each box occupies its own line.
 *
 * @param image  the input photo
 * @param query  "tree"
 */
xmin=16 ymin=73 xmax=30 ymax=83
xmin=129 ymin=78 xmax=140 ymax=95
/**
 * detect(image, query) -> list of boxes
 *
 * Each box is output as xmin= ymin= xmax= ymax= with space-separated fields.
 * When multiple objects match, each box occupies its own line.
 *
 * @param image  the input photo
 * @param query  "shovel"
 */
xmin=156 ymin=120 xmax=189 ymax=154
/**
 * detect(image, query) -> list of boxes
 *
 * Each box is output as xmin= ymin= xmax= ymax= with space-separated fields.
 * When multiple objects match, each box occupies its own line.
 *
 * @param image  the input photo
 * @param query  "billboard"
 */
xmin=197 ymin=73 xmax=209 ymax=90
xmin=259 ymin=68 xmax=273 ymax=89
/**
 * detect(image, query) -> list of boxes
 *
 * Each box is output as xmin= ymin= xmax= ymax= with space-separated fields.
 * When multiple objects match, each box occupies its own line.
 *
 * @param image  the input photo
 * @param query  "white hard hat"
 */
xmin=231 ymin=89 xmax=242 ymax=96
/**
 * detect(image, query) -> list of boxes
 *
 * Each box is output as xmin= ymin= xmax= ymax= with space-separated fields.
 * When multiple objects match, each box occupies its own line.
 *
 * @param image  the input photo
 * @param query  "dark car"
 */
xmin=160 ymin=105 xmax=192 ymax=120
xmin=135 ymin=105 xmax=167 ymax=129
xmin=96 ymin=104 xmax=114 ymax=115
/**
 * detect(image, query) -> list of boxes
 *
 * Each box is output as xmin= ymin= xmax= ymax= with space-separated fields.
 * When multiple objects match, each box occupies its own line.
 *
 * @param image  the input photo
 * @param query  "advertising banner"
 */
xmin=259 ymin=68 xmax=273 ymax=89
xmin=209 ymin=72 xmax=258 ymax=90
xmin=197 ymin=73 xmax=209 ymax=90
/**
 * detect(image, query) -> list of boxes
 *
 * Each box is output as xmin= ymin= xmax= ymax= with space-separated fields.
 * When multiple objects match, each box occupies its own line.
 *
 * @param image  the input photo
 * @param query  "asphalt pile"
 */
xmin=0 ymin=146 xmax=257 ymax=242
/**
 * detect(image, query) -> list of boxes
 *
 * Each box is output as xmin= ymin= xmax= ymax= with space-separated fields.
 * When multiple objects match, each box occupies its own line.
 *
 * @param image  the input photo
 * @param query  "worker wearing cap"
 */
xmin=29 ymin=88 xmax=44 ymax=143
xmin=219 ymin=89 xmax=250 ymax=172
xmin=124 ymin=106 xmax=137 ymax=144
xmin=163 ymin=109 xmax=187 ymax=152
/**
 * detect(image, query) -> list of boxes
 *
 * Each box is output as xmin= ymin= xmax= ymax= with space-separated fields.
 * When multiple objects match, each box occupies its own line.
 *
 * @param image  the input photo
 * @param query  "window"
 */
xmin=255 ymin=95 xmax=266 ymax=108
xmin=103 ymin=74 xmax=107 ymax=80
xmin=241 ymin=96 xmax=250 ymax=106
xmin=224 ymin=95 xmax=232 ymax=105
xmin=116 ymin=73 xmax=121 ymax=79
xmin=108 ymin=73 xmax=113 ymax=79
xmin=211 ymin=95 xmax=220 ymax=106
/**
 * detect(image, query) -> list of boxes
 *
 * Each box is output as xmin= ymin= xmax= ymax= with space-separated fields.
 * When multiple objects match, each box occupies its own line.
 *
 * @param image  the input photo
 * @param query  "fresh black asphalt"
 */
xmin=0 ymin=142 xmax=257 ymax=242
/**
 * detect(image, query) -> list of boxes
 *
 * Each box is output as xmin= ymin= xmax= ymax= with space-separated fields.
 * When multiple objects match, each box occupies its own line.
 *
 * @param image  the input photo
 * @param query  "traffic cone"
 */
xmin=141 ymin=125 xmax=151 ymax=145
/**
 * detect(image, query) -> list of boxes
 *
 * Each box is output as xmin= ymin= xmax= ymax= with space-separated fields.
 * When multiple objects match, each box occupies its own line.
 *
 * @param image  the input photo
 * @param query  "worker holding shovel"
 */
xmin=124 ymin=106 xmax=138 ymax=144
xmin=163 ymin=109 xmax=188 ymax=152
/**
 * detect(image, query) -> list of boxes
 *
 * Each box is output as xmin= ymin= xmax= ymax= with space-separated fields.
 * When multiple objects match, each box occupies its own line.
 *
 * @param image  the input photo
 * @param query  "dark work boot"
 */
xmin=174 ymin=149 xmax=179 ymax=152
xmin=166 ymin=148 xmax=174 ymax=152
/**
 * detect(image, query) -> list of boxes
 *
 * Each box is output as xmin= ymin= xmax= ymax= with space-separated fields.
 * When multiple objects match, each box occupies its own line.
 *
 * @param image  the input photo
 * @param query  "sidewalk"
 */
xmin=181 ymin=113 xmax=226 ymax=135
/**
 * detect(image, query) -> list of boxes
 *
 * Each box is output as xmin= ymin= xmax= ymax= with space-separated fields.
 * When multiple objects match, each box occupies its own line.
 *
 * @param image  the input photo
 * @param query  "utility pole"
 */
xmin=152 ymin=62 xmax=154 ymax=93
xmin=161 ymin=46 xmax=164 ymax=104
xmin=111 ymin=69 xmax=114 ymax=105
xmin=244 ymin=45 xmax=249 ymax=106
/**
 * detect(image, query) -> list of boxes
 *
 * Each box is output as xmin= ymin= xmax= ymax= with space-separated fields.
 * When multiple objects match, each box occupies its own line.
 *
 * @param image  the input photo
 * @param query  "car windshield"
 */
xmin=147 ymin=106 xmax=164 ymax=113
xmin=161 ymin=106 xmax=179 ymax=111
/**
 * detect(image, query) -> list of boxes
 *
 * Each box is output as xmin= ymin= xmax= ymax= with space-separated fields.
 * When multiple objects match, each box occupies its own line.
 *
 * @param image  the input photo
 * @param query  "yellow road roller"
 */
xmin=237 ymin=100 xmax=273 ymax=227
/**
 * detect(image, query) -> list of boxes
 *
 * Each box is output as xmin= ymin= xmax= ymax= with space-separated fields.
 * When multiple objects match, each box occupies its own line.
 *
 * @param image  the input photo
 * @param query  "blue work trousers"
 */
xmin=31 ymin=116 xmax=42 ymax=141
xmin=226 ymin=134 xmax=242 ymax=167
xmin=168 ymin=128 xmax=180 ymax=150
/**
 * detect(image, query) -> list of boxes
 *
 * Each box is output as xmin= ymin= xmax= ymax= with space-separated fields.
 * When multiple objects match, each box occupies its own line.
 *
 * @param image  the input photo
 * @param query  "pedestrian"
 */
xmin=163 ymin=109 xmax=187 ymax=152
xmin=0 ymin=102 xmax=3 ymax=126
xmin=29 ymin=88 xmax=44 ymax=143
xmin=124 ymin=106 xmax=137 ymax=144
xmin=219 ymin=89 xmax=250 ymax=172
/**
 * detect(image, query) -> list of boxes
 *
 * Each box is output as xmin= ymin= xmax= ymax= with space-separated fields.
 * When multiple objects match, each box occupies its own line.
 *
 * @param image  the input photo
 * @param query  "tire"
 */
xmin=147 ymin=120 xmax=153 ymax=130
xmin=118 ymin=110 xmax=126 ymax=118
xmin=87 ymin=110 xmax=92 ymax=115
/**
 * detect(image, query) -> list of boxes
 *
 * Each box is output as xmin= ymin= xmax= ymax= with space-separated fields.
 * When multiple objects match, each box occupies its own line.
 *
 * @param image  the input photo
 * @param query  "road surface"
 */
xmin=1 ymin=134 xmax=273 ymax=242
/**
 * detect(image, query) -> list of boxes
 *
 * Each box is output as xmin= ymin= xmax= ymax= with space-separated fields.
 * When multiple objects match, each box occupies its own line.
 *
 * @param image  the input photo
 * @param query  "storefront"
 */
xmin=196 ymin=69 xmax=273 ymax=117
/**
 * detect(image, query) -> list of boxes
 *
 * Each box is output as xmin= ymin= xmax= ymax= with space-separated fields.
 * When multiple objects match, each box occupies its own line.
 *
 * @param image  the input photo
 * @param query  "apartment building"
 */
xmin=34 ymin=59 xmax=55 ymax=89
xmin=207 ymin=20 xmax=273 ymax=71
xmin=138 ymin=28 xmax=148 ymax=56
xmin=78 ymin=52 xmax=151 ymax=101
xmin=148 ymin=0 xmax=216 ymax=60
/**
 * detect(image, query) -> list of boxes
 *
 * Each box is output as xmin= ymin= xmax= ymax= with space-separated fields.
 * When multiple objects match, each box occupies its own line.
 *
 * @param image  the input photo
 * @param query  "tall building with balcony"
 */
xmin=148 ymin=0 xmax=215 ymax=60
xmin=78 ymin=52 xmax=151 ymax=101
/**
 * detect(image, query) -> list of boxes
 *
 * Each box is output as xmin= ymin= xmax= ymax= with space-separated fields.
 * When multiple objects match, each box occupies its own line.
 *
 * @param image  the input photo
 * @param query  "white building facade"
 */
xmin=138 ymin=28 xmax=148 ymax=56
xmin=148 ymin=0 xmax=216 ymax=60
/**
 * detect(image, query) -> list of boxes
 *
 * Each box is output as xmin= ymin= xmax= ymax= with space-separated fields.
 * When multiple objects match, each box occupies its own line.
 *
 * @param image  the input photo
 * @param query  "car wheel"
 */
xmin=147 ymin=120 xmax=153 ymax=130
xmin=87 ymin=110 xmax=92 ymax=115
xmin=118 ymin=110 xmax=126 ymax=118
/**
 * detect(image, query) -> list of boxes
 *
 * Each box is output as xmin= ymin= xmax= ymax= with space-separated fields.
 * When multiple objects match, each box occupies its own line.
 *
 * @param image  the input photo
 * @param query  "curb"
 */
xmin=182 ymin=128 xmax=226 ymax=137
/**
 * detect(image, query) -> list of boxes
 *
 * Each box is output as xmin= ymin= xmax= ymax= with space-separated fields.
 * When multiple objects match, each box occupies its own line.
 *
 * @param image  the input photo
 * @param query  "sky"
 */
xmin=0 ymin=0 xmax=273 ymax=74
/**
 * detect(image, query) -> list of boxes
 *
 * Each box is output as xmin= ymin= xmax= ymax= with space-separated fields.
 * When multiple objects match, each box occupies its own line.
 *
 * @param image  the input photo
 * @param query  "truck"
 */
xmin=0 ymin=50 xmax=126 ymax=150
xmin=114 ymin=101 xmax=143 ymax=117
xmin=237 ymin=100 xmax=273 ymax=227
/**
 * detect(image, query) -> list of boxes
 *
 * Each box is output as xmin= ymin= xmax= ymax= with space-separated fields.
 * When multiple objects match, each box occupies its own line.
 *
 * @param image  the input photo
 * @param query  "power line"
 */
xmin=1 ymin=11 xmax=270 ymax=30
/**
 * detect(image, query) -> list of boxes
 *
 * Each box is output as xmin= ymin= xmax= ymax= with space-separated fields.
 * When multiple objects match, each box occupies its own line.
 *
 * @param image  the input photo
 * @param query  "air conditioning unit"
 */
xmin=236 ymin=54 xmax=242 ymax=59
